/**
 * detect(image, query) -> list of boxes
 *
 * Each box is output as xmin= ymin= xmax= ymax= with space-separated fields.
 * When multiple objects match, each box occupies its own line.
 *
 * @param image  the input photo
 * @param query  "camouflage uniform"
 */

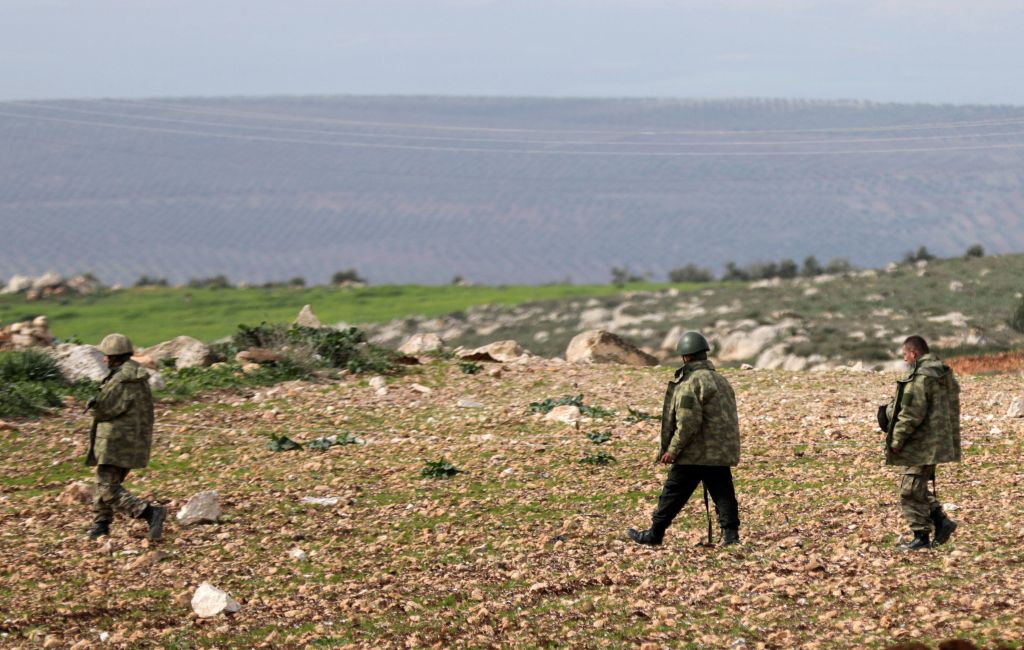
xmin=885 ymin=353 xmax=961 ymax=534
xmin=650 ymin=360 xmax=741 ymax=538
xmin=86 ymin=359 xmax=155 ymax=524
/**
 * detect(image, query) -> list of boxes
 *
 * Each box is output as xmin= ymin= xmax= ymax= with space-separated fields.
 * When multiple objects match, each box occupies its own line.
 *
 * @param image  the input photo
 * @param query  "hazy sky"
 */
xmin=2 ymin=0 xmax=1023 ymax=104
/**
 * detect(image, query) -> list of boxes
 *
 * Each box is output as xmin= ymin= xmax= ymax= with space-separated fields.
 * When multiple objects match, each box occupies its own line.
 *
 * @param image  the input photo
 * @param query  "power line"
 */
xmin=90 ymin=97 xmax=1024 ymax=136
xmin=4 ymin=108 xmax=1024 ymax=157
xmin=20 ymin=101 xmax=1024 ymax=148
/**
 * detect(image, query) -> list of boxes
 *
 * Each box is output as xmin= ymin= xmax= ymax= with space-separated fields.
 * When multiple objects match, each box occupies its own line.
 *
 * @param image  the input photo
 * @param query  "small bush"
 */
xmin=528 ymin=394 xmax=615 ymax=418
xmin=159 ymin=362 xmax=308 ymax=401
xmin=586 ymin=431 xmax=612 ymax=444
xmin=266 ymin=435 xmax=303 ymax=452
xmin=965 ymin=244 xmax=985 ymax=258
xmin=230 ymin=322 xmax=398 ymax=375
xmin=332 ymin=269 xmax=367 ymax=285
xmin=187 ymin=274 xmax=232 ymax=289
xmin=580 ymin=451 xmax=616 ymax=465
xmin=421 ymin=458 xmax=464 ymax=479
xmin=459 ymin=361 xmax=483 ymax=374
xmin=1010 ymin=298 xmax=1024 ymax=334
xmin=0 ymin=350 xmax=97 ymax=418
xmin=306 ymin=433 xmax=363 ymax=451
xmin=668 ymin=264 xmax=714 ymax=283
xmin=625 ymin=407 xmax=660 ymax=423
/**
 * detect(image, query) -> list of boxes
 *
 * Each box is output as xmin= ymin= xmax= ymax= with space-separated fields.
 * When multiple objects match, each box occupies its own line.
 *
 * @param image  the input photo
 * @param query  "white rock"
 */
xmin=191 ymin=582 xmax=241 ymax=618
xmin=398 ymin=333 xmax=445 ymax=355
xmin=31 ymin=271 xmax=63 ymax=289
xmin=368 ymin=376 xmax=387 ymax=389
xmin=565 ymin=330 xmax=658 ymax=366
xmin=293 ymin=304 xmax=322 ymax=329
xmin=410 ymin=383 xmax=433 ymax=394
xmin=300 ymin=496 xmax=339 ymax=506
xmin=176 ymin=491 xmax=221 ymax=526
xmin=717 ymin=320 xmax=799 ymax=362
xmin=949 ymin=280 xmax=964 ymax=292
xmin=50 ymin=344 xmax=108 ymax=382
xmin=544 ymin=405 xmax=581 ymax=424
xmin=148 ymin=370 xmax=166 ymax=391
xmin=457 ymin=399 xmax=484 ymax=408
xmin=1008 ymin=397 xmax=1024 ymax=418
xmin=288 ymin=547 xmax=309 ymax=562
xmin=138 ymin=336 xmax=216 ymax=369
xmin=660 ymin=325 xmax=684 ymax=352
xmin=578 ymin=307 xmax=612 ymax=330
xmin=740 ymin=363 xmax=754 ymax=371
xmin=99 ymin=632 xmax=110 ymax=642
xmin=375 ymin=387 xmax=388 ymax=397
xmin=458 ymin=340 xmax=530 ymax=363
xmin=1 ymin=274 xmax=33 ymax=294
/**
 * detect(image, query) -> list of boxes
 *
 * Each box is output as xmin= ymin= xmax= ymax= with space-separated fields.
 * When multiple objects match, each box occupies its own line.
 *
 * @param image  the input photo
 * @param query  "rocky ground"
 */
xmin=1 ymin=360 xmax=1023 ymax=649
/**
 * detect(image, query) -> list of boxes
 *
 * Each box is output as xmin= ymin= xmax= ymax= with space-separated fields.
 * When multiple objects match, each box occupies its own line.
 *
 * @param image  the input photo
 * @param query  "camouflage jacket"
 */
xmin=659 ymin=360 xmax=740 ymax=466
xmin=86 ymin=360 xmax=155 ymax=469
xmin=885 ymin=353 xmax=961 ymax=467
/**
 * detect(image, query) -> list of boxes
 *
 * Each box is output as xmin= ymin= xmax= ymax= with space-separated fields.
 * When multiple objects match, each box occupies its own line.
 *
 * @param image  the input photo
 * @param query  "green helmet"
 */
xmin=98 ymin=333 xmax=134 ymax=356
xmin=676 ymin=331 xmax=710 ymax=356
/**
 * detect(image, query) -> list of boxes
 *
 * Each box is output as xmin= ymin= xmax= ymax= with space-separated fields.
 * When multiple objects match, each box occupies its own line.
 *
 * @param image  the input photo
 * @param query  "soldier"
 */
xmin=84 ymin=333 xmax=166 ymax=540
xmin=628 ymin=331 xmax=741 ymax=546
xmin=883 ymin=335 xmax=960 ymax=550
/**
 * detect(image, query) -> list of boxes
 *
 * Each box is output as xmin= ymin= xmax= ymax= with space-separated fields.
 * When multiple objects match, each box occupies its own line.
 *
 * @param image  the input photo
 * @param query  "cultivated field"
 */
xmin=2 ymin=360 xmax=1022 ymax=648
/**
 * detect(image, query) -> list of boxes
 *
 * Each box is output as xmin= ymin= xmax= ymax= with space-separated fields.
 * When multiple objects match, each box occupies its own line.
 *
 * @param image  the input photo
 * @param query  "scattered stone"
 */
xmin=293 ymin=304 xmax=323 ymax=329
xmin=148 ymin=370 xmax=166 ymax=391
xmin=127 ymin=550 xmax=169 ymax=571
xmin=50 ymin=344 xmax=108 ymax=382
xmin=1008 ymin=397 xmax=1024 ymax=418
xmin=949 ymin=280 xmax=964 ymax=292
xmin=176 ymin=491 xmax=221 ymax=526
xmin=0 ymin=419 xmax=17 ymax=431
xmin=59 ymin=480 xmax=95 ymax=505
xmin=457 ymin=399 xmax=484 ymax=408
xmin=458 ymin=340 xmax=530 ymax=363
xmin=300 ymin=496 xmax=339 ymax=506
xmin=369 ymin=376 xmax=387 ymax=390
xmin=410 ymin=383 xmax=433 ymax=394
xmin=236 ymin=348 xmax=282 ymax=364
xmin=288 ymin=547 xmax=309 ymax=562
xmin=398 ymin=333 xmax=445 ymax=355
xmin=486 ymin=366 xmax=503 ymax=378
xmin=544 ymin=405 xmax=581 ymax=424
xmin=191 ymin=582 xmax=241 ymax=618
xmin=138 ymin=336 xmax=216 ymax=369
xmin=565 ymin=330 xmax=658 ymax=366
xmin=740 ymin=364 xmax=754 ymax=371
xmin=241 ymin=362 xmax=262 ymax=374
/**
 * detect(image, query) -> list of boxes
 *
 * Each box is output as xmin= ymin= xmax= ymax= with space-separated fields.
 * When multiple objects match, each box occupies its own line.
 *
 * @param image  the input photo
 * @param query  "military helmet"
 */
xmin=98 ymin=333 xmax=134 ymax=356
xmin=676 ymin=331 xmax=710 ymax=356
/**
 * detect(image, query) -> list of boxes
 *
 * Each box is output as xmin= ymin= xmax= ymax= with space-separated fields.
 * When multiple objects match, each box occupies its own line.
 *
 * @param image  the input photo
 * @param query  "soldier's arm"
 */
xmin=667 ymin=377 xmax=714 ymax=457
xmin=891 ymin=377 xmax=928 ymax=449
xmin=92 ymin=382 xmax=134 ymax=422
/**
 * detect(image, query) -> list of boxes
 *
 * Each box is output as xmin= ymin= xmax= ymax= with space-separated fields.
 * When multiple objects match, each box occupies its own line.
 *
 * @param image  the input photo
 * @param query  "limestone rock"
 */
xmin=1008 ymin=397 xmax=1024 ymax=418
xmin=398 ymin=333 xmax=445 ymax=356
xmin=176 ymin=491 xmax=221 ymax=526
xmin=235 ymin=348 xmax=282 ymax=364
xmin=59 ymin=480 xmax=95 ymax=505
xmin=191 ymin=582 xmax=240 ymax=617
xmin=717 ymin=321 xmax=799 ymax=362
xmin=2 ymin=274 xmax=33 ymax=294
xmin=127 ymin=550 xmax=169 ymax=571
xmin=565 ymin=330 xmax=657 ymax=366
xmin=139 ymin=336 xmax=216 ymax=369
xmin=368 ymin=376 xmax=387 ymax=390
xmin=241 ymin=362 xmax=262 ymax=374
xmin=50 ymin=344 xmax=108 ymax=382
xmin=293 ymin=304 xmax=322 ymax=329
xmin=544 ymin=405 xmax=581 ymax=424
xmin=288 ymin=547 xmax=309 ymax=562
xmin=148 ymin=370 xmax=166 ymax=391
xmin=458 ymin=340 xmax=530 ymax=363
xmin=457 ymin=398 xmax=484 ymax=408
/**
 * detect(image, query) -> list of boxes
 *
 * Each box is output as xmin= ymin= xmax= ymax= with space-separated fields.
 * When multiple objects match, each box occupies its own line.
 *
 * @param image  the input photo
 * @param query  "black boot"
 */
xmin=722 ymin=527 xmax=740 ymax=546
xmin=138 ymin=504 xmax=166 ymax=541
xmin=627 ymin=528 xmax=664 ymax=546
xmin=87 ymin=521 xmax=110 ymax=539
xmin=930 ymin=509 xmax=958 ymax=546
xmin=897 ymin=531 xmax=931 ymax=550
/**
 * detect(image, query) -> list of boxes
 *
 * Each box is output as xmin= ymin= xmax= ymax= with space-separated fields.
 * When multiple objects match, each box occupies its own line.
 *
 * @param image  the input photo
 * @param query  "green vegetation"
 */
xmin=527 ymin=394 xmax=615 ymax=418
xmin=0 ymin=282 xmax=676 ymax=347
xmin=157 ymin=362 xmax=308 ymax=401
xmin=579 ymin=450 xmax=616 ymax=465
xmin=266 ymin=434 xmax=303 ymax=452
xmin=458 ymin=360 xmax=483 ymax=375
xmin=0 ymin=350 xmax=96 ymax=418
xmin=421 ymin=458 xmax=464 ymax=479
xmin=585 ymin=431 xmax=612 ymax=444
xmin=230 ymin=322 xmax=398 ymax=374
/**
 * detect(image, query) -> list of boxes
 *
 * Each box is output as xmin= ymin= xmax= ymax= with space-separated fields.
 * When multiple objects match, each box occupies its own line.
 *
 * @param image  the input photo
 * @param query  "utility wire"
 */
xmin=19 ymin=101 xmax=1024 ymax=148
xmin=5 ymin=108 xmax=1024 ymax=157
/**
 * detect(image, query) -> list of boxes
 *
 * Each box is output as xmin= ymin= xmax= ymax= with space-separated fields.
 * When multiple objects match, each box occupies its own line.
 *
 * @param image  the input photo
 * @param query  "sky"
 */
xmin=1 ymin=0 xmax=1023 ymax=104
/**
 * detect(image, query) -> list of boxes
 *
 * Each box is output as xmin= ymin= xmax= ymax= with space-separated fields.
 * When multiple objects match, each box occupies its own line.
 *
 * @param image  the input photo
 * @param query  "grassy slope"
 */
xmin=0 ymin=282 xmax=679 ymax=347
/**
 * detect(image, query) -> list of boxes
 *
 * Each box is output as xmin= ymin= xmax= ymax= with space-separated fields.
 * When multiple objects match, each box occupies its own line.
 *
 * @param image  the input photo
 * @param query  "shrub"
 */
xmin=965 ymin=244 xmax=985 ymax=258
xmin=580 ymin=451 xmax=616 ymax=465
xmin=0 ymin=349 xmax=63 ymax=383
xmin=134 ymin=275 xmax=169 ymax=287
xmin=332 ymin=269 xmax=367 ymax=285
xmin=668 ymin=264 xmax=714 ymax=283
xmin=528 ymin=394 xmax=614 ymax=418
xmin=1010 ymin=297 xmax=1024 ymax=334
xmin=231 ymin=322 xmax=398 ymax=375
xmin=801 ymin=256 xmax=823 ymax=277
xmin=266 ymin=435 xmax=303 ymax=451
xmin=421 ymin=458 xmax=464 ymax=479
xmin=187 ymin=274 xmax=232 ymax=289
xmin=459 ymin=361 xmax=483 ymax=375
xmin=610 ymin=266 xmax=648 ymax=286
xmin=586 ymin=431 xmax=612 ymax=444
xmin=0 ymin=350 xmax=97 ymax=418
xmin=824 ymin=257 xmax=854 ymax=274
xmin=625 ymin=407 xmax=660 ymax=423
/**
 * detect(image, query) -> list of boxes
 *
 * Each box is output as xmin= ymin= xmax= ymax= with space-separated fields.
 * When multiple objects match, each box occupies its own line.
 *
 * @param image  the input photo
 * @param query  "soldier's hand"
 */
xmin=84 ymin=397 xmax=98 ymax=412
xmin=660 ymin=451 xmax=676 ymax=465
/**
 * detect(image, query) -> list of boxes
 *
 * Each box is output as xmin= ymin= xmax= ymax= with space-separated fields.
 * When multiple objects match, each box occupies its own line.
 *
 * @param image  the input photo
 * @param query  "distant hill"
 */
xmin=2 ymin=96 xmax=1024 ymax=285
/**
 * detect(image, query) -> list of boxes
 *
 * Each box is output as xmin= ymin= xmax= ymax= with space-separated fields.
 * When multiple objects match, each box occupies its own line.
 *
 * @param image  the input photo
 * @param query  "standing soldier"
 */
xmin=85 ymin=333 xmax=166 ymax=540
xmin=883 ymin=335 xmax=960 ymax=550
xmin=627 ymin=331 xmax=741 ymax=546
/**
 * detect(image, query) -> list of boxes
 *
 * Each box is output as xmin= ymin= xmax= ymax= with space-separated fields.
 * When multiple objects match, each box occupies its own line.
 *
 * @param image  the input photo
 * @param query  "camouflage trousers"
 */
xmin=900 ymin=464 xmax=940 ymax=533
xmin=93 ymin=464 xmax=148 ymax=524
